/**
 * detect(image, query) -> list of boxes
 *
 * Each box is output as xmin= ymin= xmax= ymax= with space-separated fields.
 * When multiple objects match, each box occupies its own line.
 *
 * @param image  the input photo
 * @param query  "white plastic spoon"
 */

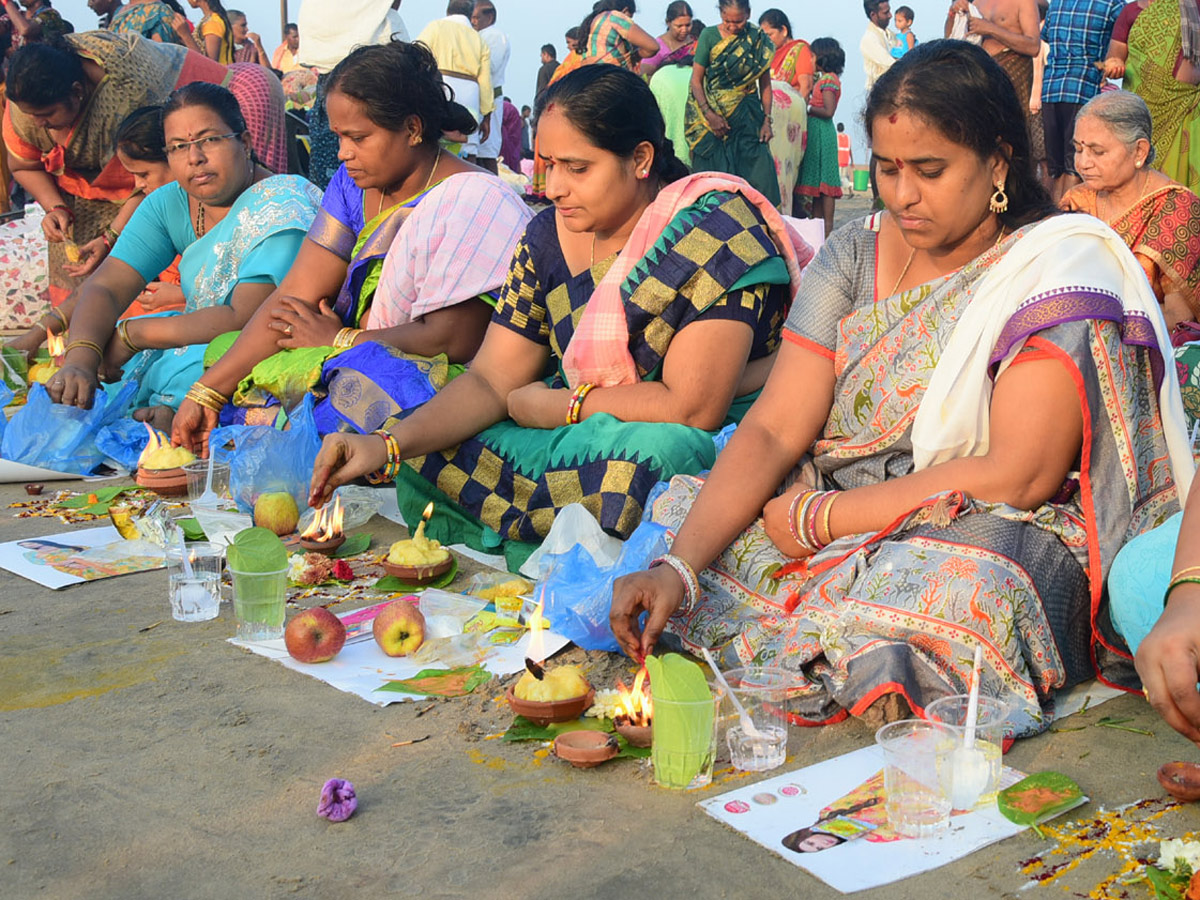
xmin=195 ymin=451 xmax=219 ymax=508
xmin=700 ymin=646 xmax=765 ymax=740
xmin=948 ymin=644 xmax=990 ymax=809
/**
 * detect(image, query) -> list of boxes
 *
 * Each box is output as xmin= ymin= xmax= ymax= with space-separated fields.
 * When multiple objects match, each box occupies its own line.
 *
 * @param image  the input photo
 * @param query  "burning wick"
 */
xmin=47 ymin=327 xmax=65 ymax=364
xmin=300 ymin=495 xmax=344 ymax=542
xmin=523 ymin=596 xmax=546 ymax=680
xmin=615 ymin=665 xmax=653 ymax=727
xmin=410 ymin=501 xmax=435 ymax=543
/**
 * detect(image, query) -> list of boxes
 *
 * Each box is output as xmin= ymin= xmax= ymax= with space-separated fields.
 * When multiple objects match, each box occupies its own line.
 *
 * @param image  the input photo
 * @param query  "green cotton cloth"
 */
xmin=396 ymin=390 xmax=760 ymax=572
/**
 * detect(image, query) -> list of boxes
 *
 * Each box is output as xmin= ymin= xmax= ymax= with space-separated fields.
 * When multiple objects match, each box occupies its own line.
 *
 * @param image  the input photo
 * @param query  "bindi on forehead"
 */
xmin=894 ymin=159 xmax=904 ymax=169
xmin=889 ymin=113 xmax=899 ymax=124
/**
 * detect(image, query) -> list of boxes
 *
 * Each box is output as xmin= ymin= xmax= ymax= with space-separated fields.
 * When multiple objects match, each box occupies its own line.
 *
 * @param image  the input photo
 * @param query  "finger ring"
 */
xmin=285 ymin=325 xmax=293 ymax=335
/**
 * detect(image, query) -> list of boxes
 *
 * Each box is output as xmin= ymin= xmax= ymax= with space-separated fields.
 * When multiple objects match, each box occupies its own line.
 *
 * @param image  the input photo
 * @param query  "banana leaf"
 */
xmin=376 ymin=665 xmax=491 ymax=698
xmin=371 ymin=557 xmax=459 ymax=592
xmin=647 ymin=653 xmax=714 ymax=787
xmin=331 ymin=533 xmax=371 ymax=558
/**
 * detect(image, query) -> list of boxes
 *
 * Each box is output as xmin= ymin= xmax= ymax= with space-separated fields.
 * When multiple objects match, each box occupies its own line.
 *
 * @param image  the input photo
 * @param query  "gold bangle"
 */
xmin=1170 ymin=565 xmax=1200 ymax=582
xmin=819 ymin=491 xmax=838 ymax=547
xmin=64 ymin=339 xmax=103 ymax=360
xmin=47 ymin=306 xmax=68 ymax=329
xmin=185 ymin=382 xmax=228 ymax=413
xmin=118 ymin=321 xmax=140 ymax=354
xmin=333 ymin=327 xmax=362 ymax=349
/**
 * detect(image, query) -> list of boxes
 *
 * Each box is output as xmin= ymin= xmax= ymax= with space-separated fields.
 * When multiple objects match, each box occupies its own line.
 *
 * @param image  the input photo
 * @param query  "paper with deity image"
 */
xmin=0 ymin=525 xmax=165 ymax=589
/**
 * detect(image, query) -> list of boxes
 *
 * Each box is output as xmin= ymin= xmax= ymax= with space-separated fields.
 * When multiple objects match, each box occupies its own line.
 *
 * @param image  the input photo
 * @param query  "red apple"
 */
xmin=372 ymin=600 xmax=426 ymax=657
xmin=284 ymin=607 xmax=346 ymax=663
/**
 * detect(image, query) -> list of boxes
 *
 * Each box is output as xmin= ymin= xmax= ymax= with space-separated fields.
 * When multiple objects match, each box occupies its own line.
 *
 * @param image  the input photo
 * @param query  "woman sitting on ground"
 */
xmin=2 ymin=31 xmax=286 ymax=304
xmin=169 ymin=39 xmax=532 ymax=441
xmin=44 ymin=83 xmax=320 ymax=429
xmin=5 ymin=105 xmax=186 ymax=364
xmin=308 ymin=64 xmax=813 ymax=571
xmin=1060 ymin=90 xmax=1200 ymax=332
xmin=609 ymin=41 xmax=1193 ymax=737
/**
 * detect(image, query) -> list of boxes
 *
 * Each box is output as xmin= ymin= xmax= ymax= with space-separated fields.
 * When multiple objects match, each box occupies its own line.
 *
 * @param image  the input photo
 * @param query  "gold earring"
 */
xmin=989 ymin=181 xmax=1009 ymax=215
xmin=410 ymin=135 xmax=421 ymax=146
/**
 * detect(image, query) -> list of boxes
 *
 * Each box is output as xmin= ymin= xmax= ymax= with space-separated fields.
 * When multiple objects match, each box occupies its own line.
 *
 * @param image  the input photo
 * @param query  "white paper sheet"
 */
xmin=0 ymin=524 xmax=165 ymax=589
xmin=699 ymin=746 xmax=1083 ymax=893
xmin=0 ymin=459 xmax=88 ymax=483
xmin=230 ymin=621 xmax=570 ymax=706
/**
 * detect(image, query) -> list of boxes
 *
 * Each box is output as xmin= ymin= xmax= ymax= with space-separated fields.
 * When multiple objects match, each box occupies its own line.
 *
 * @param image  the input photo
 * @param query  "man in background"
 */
xmin=88 ymin=0 xmax=122 ymax=29
xmin=297 ymin=0 xmax=409 ymax=187
xmin=418 ymin=0 xmax=493 ymax=161
xmin=535 ymin=42 xmax=557 ymax=105
xmin=861 ymin=0 xmax=895 ymax=92
xmin=472 ymin=0 xmax=509 ymax=174
xmin=272 ymin=21 xmax=301 ymax=72
xmin=1040 ymin=0 xmax=1124 ymax=200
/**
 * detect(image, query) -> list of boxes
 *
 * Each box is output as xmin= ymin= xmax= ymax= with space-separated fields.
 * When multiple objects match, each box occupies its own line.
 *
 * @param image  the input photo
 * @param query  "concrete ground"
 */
xmin=6 ymin=196 xmax=1200 ymax=899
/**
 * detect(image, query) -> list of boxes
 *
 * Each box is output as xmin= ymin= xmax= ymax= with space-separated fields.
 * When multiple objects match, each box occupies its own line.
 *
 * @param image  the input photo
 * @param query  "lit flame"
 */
xmin=615 ymin=666 xmax=653 ymax=726
xmin=137 ymin=422 xmax=169 ymax=467
xmin=301 ymin=495 xmax=344 ymax=541
xmin=526 ymin=599 xmax=545 ymax=665
xmin=46 ymin=328 xmax=65 ymax=361
xmin=421 ymin=502 xmax=434 ymax=523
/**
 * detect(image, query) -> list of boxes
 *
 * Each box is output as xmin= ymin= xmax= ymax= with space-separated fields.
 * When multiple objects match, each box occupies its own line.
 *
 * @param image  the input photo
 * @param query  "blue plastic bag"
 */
xmin=95 ymin=417 xmax=152 ymax=472
xmin=0 ymin=382 xmax=12 ymax=443
xmin=539 ymin=520 xmax=669 ymax=652
xmin=1 ymin=381 xmax=137 ymax=475
xmin=209 ymin=393 xmax=322 ymax=514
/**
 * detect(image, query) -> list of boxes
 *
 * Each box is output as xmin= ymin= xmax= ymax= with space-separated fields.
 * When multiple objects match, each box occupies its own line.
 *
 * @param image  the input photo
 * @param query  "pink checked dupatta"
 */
xmin=561 ymin=173 xmax=816 ymax=388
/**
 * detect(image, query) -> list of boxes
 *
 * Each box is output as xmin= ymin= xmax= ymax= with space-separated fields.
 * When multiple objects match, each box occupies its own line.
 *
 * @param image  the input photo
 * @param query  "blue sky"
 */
xmin=51 ymin=0 xmax=955 ymax=155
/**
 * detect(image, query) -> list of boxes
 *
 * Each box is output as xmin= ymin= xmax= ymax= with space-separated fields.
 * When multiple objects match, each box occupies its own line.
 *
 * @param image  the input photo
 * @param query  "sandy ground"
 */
xmin=6 ymin=197 xmax=1200 ymax=899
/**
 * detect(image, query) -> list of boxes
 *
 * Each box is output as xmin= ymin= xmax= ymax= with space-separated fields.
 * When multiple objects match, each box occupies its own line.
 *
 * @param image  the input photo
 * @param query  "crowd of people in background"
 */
xmin=3 ymin=0 xmax=1200 ymax=747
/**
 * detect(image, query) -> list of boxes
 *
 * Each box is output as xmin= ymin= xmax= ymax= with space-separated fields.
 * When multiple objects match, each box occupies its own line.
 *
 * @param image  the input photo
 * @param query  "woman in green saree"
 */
xmin=1123 ymin=0 xmax=1200 ymax=192
xmin=308 ymin=66 xmax=813 ymax=570
xmin=171 ymin=40 xmax=529 ymax=445
xmin=685 ymin=0 xmax=779 ymax=206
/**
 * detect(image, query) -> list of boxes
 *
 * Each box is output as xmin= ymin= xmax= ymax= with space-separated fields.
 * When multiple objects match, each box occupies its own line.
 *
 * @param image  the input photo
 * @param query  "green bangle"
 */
xmin=1164 ymin=576 xmax=1200 ymax=606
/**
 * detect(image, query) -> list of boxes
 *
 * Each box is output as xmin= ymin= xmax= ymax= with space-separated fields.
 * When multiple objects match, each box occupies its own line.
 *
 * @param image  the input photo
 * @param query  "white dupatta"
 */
xmin=911 ymin=214 xmax=1194 ymax=499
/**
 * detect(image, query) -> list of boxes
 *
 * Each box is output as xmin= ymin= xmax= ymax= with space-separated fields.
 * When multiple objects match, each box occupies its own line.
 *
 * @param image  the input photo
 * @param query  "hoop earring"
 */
xmin=989 ymin=181 xmax=1009 ymax=215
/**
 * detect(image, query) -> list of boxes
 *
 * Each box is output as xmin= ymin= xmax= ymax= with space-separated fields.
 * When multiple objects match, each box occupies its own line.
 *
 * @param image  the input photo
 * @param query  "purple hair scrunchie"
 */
xmin=317 ymin=778 xmax=357 ymax=822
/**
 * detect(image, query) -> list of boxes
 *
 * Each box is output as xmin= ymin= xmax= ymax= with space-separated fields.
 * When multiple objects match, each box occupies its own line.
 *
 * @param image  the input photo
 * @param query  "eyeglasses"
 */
xmin=165 ymin=133 xmax=240 ymax=157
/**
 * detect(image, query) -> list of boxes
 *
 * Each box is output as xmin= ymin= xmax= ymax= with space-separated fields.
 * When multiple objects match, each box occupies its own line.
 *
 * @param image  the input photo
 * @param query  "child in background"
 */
xmin=891 ymin=6 xmax=917 ymax=58
xmin=795 ymin=37 xmax=844 ymax=236
xmin=836 ymin=122 xmax=854 ymax=194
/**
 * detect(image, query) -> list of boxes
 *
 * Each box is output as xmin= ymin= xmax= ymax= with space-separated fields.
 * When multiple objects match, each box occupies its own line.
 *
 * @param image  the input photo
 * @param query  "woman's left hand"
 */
xmin=269 ymin=296 xmax=343 ymax=349
xmin=507 ymin=382 xmax=570 ymax=429
xmin=61 ymin=236 xmax=109 ymax=278
xmin=759 ymin=119 xmax=773 ymax=143
xmin=762 ymin=488 xmax=814 ymax=559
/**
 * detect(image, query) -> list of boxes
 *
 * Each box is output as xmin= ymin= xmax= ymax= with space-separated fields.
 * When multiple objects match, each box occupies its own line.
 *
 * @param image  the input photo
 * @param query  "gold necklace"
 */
xmin=590 ymin=233 xmax=597 ymax=267
xmin=890 ymin=222 xmax=1007 ymax=297
xmin=1099 ymin=168 xmax=1152 ymax=222
xmin=379 ymin=151 xmax=443 ymax=218
xmin=195 ymin=201 xmax=205 ymax=237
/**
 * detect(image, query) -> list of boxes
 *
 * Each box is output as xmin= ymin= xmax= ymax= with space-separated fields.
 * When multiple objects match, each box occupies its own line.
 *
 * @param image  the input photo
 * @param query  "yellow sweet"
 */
xmin=64 ymin=241 xmax=81 ymax=264
xmin=514 ymin=664 xmax=589 ymax=702
xmin=139 ymin=444 xmax=197 ymax=470
xmin=472 ymin=577 xmax=534 ymax=602
xmin=27 ymin=361 xmax=59 ymax=385
xmin=386 ymin=535 xmax=449 ymax=566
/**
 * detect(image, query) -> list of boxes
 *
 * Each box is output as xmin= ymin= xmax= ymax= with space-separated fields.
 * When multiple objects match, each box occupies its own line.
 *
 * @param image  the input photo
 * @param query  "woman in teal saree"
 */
xmin=44 ymin=83 xmax=319 ymax=426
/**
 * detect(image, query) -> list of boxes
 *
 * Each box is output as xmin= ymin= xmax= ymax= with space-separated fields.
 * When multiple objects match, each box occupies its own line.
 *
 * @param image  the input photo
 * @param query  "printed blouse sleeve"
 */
xmin=305 ymin=165 xmax=359 ymax=261
xmin=782 ymin=227 xmax=860 ymax=359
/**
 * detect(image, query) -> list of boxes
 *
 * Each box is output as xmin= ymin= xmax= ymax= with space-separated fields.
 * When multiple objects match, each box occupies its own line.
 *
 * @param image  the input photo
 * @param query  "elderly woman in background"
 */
xmin=1061 ymin=91 xmax=1200 ymax=331
xmin=759 ymin=7 xmax=811 ymax=214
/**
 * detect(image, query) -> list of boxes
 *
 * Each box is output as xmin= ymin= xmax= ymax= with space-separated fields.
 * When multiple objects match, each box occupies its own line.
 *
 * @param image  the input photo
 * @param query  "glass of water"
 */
xmin=165 ymin=541 xmax=223 ymax=622
xmin=719 ymin=666 xmax=798 ymax=772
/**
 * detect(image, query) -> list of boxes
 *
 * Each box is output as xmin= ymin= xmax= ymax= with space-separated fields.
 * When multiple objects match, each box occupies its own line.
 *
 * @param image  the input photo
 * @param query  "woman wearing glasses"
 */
xmin=2 ymin=31 xmax=286 ymax=305
xmin=44 ymin=82 xmax=319 ymax=430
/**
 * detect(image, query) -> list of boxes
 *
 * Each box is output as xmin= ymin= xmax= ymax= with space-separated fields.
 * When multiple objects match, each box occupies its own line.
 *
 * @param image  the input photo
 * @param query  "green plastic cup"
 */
xmin=650 ymin=683 xmax=725 ymax=790
xmin=230 ymin=566 xmax=288 ymax=641
xmin=853 ymin=168 xmax=870 ymax=192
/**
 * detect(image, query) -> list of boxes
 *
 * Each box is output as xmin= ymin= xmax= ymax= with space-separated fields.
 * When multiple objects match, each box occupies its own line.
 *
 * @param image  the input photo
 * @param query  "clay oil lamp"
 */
xmin=612 ymin=666 xmax=653 ymax=748
xmin=553 ymin=730 xmax=619 ymax=768
xmin=381 ymin=502 xmax=454 ymax=584
xmin=506 ymin=599 xmax=594 ymax=726
xmin=27 ymin=328 xmax=65 ymax=385
xmin=135 ymin=423 xmax=196 ymax=496
xmin=298 ymin=495 xmax=346 ymax=554
xmin=1158 ymin=762 xmax=1200 ymax=802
